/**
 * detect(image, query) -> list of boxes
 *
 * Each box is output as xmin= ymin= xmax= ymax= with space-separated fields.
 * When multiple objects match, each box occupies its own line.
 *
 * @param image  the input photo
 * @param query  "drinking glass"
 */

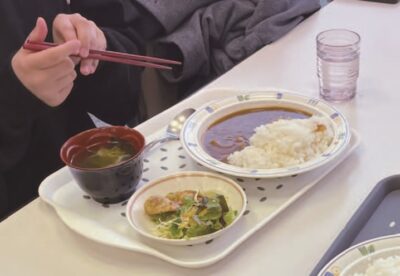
xmin=317 ymin=29 xmax=361 ymax=102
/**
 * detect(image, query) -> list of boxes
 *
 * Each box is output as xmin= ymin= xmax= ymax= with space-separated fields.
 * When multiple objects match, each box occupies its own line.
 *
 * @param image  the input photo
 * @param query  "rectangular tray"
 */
xmin=39 ymin=129 xmax=360 ymax=269
xmin=311 ymin=174 xmax=400 ymax=275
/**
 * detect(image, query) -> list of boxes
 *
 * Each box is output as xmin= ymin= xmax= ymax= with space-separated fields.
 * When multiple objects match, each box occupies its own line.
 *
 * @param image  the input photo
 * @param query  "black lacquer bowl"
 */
xmin=60 ymin=126 xmax=145 ymax=204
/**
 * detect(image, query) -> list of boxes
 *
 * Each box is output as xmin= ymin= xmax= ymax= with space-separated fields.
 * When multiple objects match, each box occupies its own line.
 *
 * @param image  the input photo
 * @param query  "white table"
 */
xmin=2 ymin=0 xmax=400 ymax=275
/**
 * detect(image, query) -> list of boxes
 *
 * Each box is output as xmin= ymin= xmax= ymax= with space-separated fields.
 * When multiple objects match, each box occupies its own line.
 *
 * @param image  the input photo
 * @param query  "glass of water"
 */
xmin=317 ymin=29 xmax=361 ymax=102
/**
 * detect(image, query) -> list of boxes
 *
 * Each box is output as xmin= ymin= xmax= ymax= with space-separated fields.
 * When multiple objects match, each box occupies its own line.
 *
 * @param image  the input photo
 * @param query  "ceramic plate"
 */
xmin=318 ymin=234 xmax=400 ymax=276
xmin=180 ymin=90 xmax=350 ymax=178
xmin=126 ymin=171 xmax=247 ymax=246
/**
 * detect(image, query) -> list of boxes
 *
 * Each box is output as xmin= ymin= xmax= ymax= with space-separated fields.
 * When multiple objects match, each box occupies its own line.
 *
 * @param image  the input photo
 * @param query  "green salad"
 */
xmin=144 ymin=190 xmax=237 ymax=239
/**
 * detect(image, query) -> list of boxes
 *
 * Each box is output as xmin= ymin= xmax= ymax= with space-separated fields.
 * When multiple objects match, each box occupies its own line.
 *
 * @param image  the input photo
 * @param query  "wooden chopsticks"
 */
xmin=23 ymin=40 xmax=181 ymax=70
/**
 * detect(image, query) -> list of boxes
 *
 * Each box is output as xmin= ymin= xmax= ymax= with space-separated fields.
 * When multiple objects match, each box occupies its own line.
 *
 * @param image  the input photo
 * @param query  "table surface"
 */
xmin=2 ymin=0 xmax=400 ymax=275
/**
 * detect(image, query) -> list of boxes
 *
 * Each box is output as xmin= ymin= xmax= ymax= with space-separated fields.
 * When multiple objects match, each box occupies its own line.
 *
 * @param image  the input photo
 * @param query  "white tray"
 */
xmin=38 ymin=129 xmax=360 ymax=268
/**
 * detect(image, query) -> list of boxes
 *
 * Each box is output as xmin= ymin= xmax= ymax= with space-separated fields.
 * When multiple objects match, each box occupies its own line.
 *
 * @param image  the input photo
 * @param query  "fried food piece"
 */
xmin=144 ymin=196 xmax=179 ymax=215
xmin=166 ymin=190 xmax=202 ymax=204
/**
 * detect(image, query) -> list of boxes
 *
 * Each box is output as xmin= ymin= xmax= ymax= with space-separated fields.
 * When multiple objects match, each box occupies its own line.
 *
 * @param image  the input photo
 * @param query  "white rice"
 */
xmin=227 ymin=115 xmax=333 ymax=169
xmin=351 ymin=255 xmax=400 ymax=276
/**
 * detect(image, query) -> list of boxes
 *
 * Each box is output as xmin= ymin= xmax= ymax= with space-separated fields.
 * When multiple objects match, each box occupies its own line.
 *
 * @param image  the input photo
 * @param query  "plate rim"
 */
xmin=180 ymin=89 xmax=351 ymax=178
xmin=318 ymin=233 xmax=400 ymax=276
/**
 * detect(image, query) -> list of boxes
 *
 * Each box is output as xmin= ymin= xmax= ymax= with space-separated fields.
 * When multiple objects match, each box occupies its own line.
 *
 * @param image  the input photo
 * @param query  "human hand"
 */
xmin=12 ymin=17 xmax=81 ymax=107
xmin=52 ymin=13 xmax=107 ymax=76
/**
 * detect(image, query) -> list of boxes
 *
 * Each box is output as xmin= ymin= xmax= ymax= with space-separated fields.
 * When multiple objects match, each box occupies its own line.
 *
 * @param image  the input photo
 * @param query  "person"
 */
xmin=0 ymin=0 xmax=145 ymax=220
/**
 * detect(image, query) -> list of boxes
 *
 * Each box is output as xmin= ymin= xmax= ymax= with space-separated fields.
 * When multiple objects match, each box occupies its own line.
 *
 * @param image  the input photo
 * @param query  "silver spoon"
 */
xmin=144 ymin=108 xmax=196 ymax=153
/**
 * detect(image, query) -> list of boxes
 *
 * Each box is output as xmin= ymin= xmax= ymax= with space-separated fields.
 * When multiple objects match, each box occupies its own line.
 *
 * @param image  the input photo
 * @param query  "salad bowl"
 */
xmin=126 ymin=171 xmax=247 ymax=246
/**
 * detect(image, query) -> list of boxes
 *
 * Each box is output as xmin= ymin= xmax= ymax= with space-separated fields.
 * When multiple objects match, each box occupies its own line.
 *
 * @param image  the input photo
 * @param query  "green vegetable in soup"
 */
xmin=72 ymin=138 xmax=135 ymax=168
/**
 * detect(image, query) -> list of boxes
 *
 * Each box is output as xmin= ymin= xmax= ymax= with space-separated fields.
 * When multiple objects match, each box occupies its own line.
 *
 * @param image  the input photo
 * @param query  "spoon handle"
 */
xmin=144 ymin=136 xmax=179 ymax=154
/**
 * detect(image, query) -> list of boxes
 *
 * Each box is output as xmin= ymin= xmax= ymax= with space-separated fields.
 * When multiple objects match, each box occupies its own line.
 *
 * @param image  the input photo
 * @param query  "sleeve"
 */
xmin=0 ymin=54 xmax=52 ymax=171
xmin=67 ymin=29 xmax=144 ymax=126
xmin=134 ymin=0 xmax=218 ymax=34
xmin=68 ymin=0 xmax=156 ymax=126
xmin=0 ymin=174 xmax=9 ymax=219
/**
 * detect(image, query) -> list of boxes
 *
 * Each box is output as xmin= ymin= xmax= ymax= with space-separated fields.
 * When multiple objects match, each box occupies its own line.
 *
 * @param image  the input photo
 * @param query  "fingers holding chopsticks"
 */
xmin=12 ymin=17 xmax=81 ymax=107
xmin=52 ymin=13 xmax=107 ymax=76
xmin=23 ymin=17 xmax=181 ymax=71
xmin=28 ymin=40 xmax=81 ymax=69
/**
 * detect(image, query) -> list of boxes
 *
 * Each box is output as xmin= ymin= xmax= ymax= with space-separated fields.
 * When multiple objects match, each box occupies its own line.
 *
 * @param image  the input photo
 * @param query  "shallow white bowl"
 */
xmin=126 ymin=171 xmax=247 ymax=246
xmin=180 ymin=89 xmax=351 ymax=178
xmin=341 ymin=246 xmax=400 ymax=275
xmin=319 ymin=234 xmax=400 ymax=276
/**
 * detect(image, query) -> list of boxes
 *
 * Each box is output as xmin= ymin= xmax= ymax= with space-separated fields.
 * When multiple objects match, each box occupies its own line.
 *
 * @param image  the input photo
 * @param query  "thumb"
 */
xmin=28 ymin=17 xmax=48 ymax=42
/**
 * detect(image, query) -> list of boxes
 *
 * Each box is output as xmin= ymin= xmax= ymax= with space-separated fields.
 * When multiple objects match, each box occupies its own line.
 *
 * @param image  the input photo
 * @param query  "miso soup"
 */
xmin=71 ymin=138 xmax=136 ymax=169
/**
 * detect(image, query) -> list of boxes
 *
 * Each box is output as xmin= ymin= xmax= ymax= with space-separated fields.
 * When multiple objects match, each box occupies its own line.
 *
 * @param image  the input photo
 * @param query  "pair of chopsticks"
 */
xmin=23 ymin=40 xmax=181 ymax=70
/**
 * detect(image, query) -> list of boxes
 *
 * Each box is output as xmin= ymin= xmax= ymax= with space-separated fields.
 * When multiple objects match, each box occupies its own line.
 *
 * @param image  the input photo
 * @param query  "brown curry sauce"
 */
xmin=202 ymin=107 xmax=311 ymax=162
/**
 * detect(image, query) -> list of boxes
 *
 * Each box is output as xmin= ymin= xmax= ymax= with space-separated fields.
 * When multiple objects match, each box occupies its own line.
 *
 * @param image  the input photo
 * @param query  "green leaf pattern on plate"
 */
xmin=358 ymin=244 xmax=376 ymax=256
